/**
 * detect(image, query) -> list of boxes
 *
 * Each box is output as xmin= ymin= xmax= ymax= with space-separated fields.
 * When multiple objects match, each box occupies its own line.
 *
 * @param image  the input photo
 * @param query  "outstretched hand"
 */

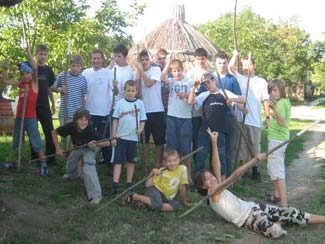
xmin=206 ymin=127 xmax=218 ymax=142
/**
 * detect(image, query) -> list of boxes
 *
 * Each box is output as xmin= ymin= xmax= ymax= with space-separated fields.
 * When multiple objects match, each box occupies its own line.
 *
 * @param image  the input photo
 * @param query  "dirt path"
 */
xmin=232 ymin=123 xmax=325 ymax=244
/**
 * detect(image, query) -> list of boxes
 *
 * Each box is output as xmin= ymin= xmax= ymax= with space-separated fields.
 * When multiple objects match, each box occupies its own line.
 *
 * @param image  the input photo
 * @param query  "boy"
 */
xmin=110 ymin=44 xmax=135 ymax=110
xmin=188 ymin=73 xmax=244 ymax=180
xmin=186 ymin=48 xmax=214 ymax=160
xmin=30 ymin=44 xmax=56 ymax=164
xmin=135 ymin=50 xmax=165 ymax=170
xmin=51 ymin=108 xmax=110 ymax=204
xmin=122 ymin=149 xmax=192 ymax=211
xmin=52 ymin=54 xmax=88 ymax=126
xmin=1 ymin=48 xmax=48 ymax=175
xmin=161 ymin=58 xmax=194 ymax=183
xmin=109 ymin=80 xmax=146 ymax=196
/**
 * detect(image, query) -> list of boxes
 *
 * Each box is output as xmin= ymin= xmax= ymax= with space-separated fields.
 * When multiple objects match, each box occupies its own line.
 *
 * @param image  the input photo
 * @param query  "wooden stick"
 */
xmin=17 ymin=84 xmax=29 ymax=171
xmin=215 ymin=71 xmax=255 ymax=158
xmin=179 ymin=119 xmax=321 ymax=218
xmin=93 ymin=146 xmax=205 ymax=215
xmin=26 ymin=132 xmax=131 ymax=164
xmin=103 ymin=67 xmax=117 ymax=136
xmin=234 ymin=52 xmax=252 ymax=167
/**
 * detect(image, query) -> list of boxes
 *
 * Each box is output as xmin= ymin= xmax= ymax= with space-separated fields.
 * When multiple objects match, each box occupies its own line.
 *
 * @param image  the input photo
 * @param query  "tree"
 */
xmin=198 ymin=7 xmax=324 ymax=88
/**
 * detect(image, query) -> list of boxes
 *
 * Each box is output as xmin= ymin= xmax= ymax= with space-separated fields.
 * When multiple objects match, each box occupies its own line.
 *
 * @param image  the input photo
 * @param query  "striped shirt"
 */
xmin=53 ymin=72 xmax=88 ymax=118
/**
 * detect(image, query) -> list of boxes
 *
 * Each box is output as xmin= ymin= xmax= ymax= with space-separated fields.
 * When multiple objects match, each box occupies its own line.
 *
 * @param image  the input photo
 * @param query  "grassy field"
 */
xmin=0 ymin=119 xmax=324 ymax=244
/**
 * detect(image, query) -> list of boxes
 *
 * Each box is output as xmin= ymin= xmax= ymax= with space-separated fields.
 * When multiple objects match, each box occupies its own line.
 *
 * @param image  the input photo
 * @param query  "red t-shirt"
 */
xmin=16 ymin=81 xmax=38 ymax=118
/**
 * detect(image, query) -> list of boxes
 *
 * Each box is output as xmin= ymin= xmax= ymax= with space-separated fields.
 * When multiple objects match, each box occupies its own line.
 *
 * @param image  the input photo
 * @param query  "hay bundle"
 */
xmin=129 ymin=5 xmax=221 ymax=71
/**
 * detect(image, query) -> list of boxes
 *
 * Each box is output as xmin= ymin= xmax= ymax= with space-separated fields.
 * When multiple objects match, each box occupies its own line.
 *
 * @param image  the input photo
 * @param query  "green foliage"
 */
xmin=0 ymin=0 xmax=144 ymax=73
xmin=199 ymin=7 xmax=324 ymax=87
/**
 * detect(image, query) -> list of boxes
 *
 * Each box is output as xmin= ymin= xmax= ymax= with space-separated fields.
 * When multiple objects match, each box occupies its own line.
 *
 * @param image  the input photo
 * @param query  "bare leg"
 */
xmin=126 ymin=162 xmax=135 ymax=183
xmin=183 ymin=158 xmax=192 ymax=183
xmin=161 ymin=203 xmax=174 ymax=212
xmin=113 ymin=164 xmax=122 ymax=183
xmin=273 ymin=180 xmax=280 ymax=199
xmin=276 ymin=179 xmax=288 ymax=207
xmin=133 ymin=193 xmax=151 ymax=206
xmin=154 ymin=144 xmax=164 ymax=168
xmin=308 ymin=214 xmax=325 ymax=224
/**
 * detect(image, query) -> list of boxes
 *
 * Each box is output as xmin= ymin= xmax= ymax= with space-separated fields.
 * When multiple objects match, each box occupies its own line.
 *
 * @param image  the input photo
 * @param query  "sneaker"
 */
xmin=40 ymin=163 xmax=48 ymax=176
xmin=108 ymin=189 xmax=119 ymax=198
xmin=62 ymin=173 xmax=70 ymax=179
xmin=0 ymin=161 xmax=16 ymax=169
xmin=126 ymin=182 xmax=133 ymax=190
xmin=90 ymin=196 xmax=102 ymax=204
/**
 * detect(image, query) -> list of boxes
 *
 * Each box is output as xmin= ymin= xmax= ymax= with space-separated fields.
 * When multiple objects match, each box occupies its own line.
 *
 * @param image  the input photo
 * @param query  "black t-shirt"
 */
xmin=57 ymin=122 xmax=104 ymax=146
xmin=37 ymin=65 xmax=55 ymax=110
xmin=201 ymin=93 xmax=228 ymax=133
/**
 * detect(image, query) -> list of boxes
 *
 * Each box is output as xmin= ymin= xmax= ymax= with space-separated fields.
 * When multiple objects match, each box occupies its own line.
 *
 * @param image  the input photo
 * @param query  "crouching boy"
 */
xmin=51 ymin=108 xmax=110 ymax=204
xmin=122 ymin=149 xmax=192 ymax=211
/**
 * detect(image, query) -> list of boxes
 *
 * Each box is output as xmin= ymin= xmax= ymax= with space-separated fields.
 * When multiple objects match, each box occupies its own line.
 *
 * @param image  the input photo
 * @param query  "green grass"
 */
xmin=0 ymin=119 xmax=324 ymax=243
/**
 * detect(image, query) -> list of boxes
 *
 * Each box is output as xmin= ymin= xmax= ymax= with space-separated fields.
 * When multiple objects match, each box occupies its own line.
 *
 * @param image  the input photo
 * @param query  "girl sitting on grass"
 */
xmin=195 ymin=128 xmax=325 ymax=239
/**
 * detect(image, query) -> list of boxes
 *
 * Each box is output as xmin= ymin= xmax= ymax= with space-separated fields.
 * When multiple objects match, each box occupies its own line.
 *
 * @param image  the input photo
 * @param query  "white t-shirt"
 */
xmin=186 ymin=66 xmax=214 ymax=118
xmin=111 ymin=65 xmax=135 ymax=109
xmin=113 ymin=98 xmax=147 ymax=142
xmin=82 ymin=67 xmax=113 ymax=116
xmin=235 ymin=73 xmax=269 ymax=128
xmin=167 ymin=76 xmax=194 ymax=119
xmin=141 ymin=66 xmax=164 ymax=113
xmin=209 ymin=189 xmax=257 ymax=227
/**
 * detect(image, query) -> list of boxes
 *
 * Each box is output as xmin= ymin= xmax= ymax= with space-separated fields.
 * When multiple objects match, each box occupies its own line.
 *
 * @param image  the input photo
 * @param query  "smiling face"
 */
xmin=203 ymin=78 xmax=217 ymax=92
xmin=20 ymin=72 xmax=32 ymax=82
xmin=202 ymin=171 xmax=218 ymax=189
xmin=165 ymin=153 xmax=180 ymax=171
xmin=195 ymin=55 xmax=208 ymax=69
xmin=270 ymin=85 xmax=281 ymax=101
xmin=76 ymin=117 xmax=89 ymax=131
xmin=91 ymin=53 xmax=103 ymax=70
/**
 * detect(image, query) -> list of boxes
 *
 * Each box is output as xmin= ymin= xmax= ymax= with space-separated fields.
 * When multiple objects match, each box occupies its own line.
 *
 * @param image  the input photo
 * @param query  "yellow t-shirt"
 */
xmin=153 ymin=165 xmax=189 ymax=199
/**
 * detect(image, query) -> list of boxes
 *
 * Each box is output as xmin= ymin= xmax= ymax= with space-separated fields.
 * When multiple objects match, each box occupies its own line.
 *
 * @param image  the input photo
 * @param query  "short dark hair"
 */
xmin=36 ymin=44 xmax=49 ymax=54
xmin=73 ymin=108 xmax=91 ymax=123
xmin=90 ymin=49 xmax=104 ymax=59
xmin=215 ymin=50 xmax=228 ymax=60
xmin=194 ymin=170 xmax=209 ymax=196
xmin=113 ymin=44 xmax=128 ymax=57
xmin=194 ymin=48 xmax=208 ymax=58
xmin=139 ymin=50 xmax=150 ymax=59
xmin=70 ymin=55 xmax=83 ymax=65
xmin=268 ymin=79 xmax=287 ymax=98
xmin=124 ymin=80 xmax=137 ymax=90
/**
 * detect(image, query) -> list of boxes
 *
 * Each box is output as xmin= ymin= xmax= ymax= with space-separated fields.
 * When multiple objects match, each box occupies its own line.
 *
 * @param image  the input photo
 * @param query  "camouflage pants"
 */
xmin=244 ymin=204 xmax=309 ymax=239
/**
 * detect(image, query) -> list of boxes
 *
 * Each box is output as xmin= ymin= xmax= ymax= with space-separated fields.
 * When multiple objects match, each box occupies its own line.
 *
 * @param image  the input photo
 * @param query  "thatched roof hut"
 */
xmin=128 ymin=5 xmax=221 ymax=71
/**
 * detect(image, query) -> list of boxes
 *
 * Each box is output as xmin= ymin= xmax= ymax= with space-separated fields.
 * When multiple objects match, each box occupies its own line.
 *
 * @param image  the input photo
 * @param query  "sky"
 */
xmin=86 ymin=0 xmax=325 ymax=42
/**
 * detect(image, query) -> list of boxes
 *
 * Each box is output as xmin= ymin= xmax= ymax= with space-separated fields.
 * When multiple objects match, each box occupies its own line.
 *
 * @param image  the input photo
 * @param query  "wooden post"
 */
xmin=17 ymin=84 xmax=29 ymax=172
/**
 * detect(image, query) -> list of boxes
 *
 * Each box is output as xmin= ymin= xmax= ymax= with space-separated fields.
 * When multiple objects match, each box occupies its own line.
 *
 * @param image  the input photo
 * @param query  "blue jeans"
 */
xmin=194 ymin=127 xmax=226 ymax=174
xmin=191 ymin=116 xmax=202 ymax=161
xmin=13 ymin=118 xmax=43 ymax=153
xmin=225 ymin=117 xmax=238 ymax=177
xmin=90 ymin=115 xmax=111 ymax=164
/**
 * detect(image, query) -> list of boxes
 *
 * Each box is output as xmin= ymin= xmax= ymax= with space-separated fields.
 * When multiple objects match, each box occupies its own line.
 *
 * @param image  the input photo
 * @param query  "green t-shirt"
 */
xmin=268 ymin=98 xmax=291 ymax=141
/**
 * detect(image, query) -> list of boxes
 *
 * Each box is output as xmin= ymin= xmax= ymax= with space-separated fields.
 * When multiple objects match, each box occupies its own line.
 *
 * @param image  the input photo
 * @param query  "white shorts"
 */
xmin=267 ymin=140 xmax=287 ymax=180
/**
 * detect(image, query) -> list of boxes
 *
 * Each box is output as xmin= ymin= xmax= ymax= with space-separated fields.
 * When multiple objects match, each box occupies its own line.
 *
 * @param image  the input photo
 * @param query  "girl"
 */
xmin=195 ymin=128 xmax=325 ymax=239
xmin=267 ymin=79 xmax=291 ymax=207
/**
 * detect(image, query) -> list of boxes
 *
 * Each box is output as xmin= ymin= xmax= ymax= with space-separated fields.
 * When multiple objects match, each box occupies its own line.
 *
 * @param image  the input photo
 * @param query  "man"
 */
xmin=228 ymin=50 xmax=270 ymax=180
xmin=82 ymin=49 xmax=113 ymax=165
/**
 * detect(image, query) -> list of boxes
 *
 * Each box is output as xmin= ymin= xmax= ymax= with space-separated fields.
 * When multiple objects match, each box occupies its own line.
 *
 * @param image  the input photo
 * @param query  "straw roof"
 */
xmin=128 ymin=5 xmax=221 ymax=71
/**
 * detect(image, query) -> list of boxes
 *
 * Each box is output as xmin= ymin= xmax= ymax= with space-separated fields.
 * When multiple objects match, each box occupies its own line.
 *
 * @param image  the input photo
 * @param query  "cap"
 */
xmin=18 ymin=61 xmax=32 ymax=74
xmin=200 ymin=72 xmax=214 ymax=84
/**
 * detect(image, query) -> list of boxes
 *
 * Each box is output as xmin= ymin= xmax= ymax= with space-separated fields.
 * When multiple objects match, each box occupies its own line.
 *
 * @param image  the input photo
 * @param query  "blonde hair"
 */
xmin=169 ymin=59 xmax=183 ymax=70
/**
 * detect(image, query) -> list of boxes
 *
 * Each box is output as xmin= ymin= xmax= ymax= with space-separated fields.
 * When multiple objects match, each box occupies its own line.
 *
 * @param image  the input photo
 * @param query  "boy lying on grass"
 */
xmin=195 ymin=128 xmax=325 ymax=239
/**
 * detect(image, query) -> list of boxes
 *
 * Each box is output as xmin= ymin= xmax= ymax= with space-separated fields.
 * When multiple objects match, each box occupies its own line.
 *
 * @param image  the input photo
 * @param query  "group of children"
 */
xmin=2 ymin=44 xmax=324 ymax=239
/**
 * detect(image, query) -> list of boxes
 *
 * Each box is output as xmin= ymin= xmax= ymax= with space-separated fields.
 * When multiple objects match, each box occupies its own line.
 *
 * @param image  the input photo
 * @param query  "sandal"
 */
xmin=120 ymin=191 xmax=134 ymax=206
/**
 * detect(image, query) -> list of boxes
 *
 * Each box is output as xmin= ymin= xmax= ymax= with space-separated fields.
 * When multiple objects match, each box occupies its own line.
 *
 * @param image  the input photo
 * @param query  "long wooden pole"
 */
xmin=93 ymin=146 xmax=205 ymax=214
xmin=17 ymin=84 xmax=29 ymax=172
xmin=179 ymin=119 xmax=321 ymax=218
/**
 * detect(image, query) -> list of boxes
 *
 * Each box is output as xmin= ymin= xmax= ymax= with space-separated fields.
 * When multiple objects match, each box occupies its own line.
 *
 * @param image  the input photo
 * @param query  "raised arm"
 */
xmin=228 ymin=49 xmax=240 ymax=76
xmin=1 ymin=58 xmax=19 ymax=86
xmin=26 ymin=47 xmax=38 ymax=86
xmin=188 ymin=81 xmax=200 ymax=105
xmin=206 ymin=128 xmax=221 ymax=183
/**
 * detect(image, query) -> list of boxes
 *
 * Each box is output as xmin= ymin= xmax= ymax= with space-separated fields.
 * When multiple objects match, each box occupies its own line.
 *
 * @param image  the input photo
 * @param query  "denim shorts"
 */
xmin=144 ymin=185 xmax=180 ymax=211
xmin=13 ymin=118 xmax=43 ymax=153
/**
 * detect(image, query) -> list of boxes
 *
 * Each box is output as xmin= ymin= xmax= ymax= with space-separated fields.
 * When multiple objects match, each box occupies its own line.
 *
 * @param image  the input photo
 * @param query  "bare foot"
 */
xmin=90 ymin=196 xmax=102 ymax=204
